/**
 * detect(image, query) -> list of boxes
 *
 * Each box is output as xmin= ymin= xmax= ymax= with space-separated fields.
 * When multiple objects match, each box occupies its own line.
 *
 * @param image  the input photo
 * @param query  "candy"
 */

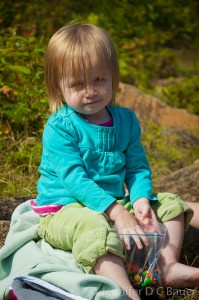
xmin=141 ymin=277 xmax=152 ymax=288
xmin=133 ymin=274 xmax=140 ymax=282
xmin=124 ymin=263 xmax=166 ymax=299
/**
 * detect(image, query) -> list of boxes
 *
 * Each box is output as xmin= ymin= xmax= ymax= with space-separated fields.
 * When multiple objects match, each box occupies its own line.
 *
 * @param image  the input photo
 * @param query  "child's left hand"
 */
xmin=133 ymin=198 xmax=157 ymax=226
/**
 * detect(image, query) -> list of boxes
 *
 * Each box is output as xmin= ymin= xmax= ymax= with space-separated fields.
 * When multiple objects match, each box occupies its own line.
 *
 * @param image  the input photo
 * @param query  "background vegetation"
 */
xmin=0 ymin=2 xmax=199 ymax=297
xmin=1 ymin=0 xmax=199 ymax=199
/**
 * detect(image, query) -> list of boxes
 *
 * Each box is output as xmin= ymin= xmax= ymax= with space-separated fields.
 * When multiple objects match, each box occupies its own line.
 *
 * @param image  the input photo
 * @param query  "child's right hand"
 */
xmin=105 ymin=202 xmax=149 ymax=250
xmin=114 ymin=209 xmax=149 ymax=250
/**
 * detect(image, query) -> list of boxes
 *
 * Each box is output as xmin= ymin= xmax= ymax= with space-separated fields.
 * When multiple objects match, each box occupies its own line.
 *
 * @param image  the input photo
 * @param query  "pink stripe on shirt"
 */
xmin=30 ymin=199 xmax=63 ymax=215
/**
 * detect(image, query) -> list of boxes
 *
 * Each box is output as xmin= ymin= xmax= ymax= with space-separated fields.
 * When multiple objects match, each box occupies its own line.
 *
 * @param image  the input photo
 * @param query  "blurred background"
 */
xmin=0 ymin=0 xmax=199 ymax=199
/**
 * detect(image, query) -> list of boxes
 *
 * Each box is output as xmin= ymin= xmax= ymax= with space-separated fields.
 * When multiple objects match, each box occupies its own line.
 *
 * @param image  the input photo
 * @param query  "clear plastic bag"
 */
xmin=119 ymin=221 xmax=167 ymax=299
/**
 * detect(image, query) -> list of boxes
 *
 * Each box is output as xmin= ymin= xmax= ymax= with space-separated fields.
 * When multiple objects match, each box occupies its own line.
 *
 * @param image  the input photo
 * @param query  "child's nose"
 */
xmin=84 ymin=85 xmax=96 ymax=97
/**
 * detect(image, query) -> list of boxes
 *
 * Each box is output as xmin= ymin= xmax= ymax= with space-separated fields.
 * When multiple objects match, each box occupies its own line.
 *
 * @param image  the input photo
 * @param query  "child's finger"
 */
xmin=123 ymin=235 xmax=131 ymax=250
xmin=118 ymin=232 xmax=132 ymax=250
xmin=120 ymin=227 xmax=143 ymax=250
xmin=128 ymin=224 xmax=146 ymax=249
xmin=141 ymin=206 xmax=152 ymax=222
xmin=125 ymin=234 xmax=142 ymax=250
xmin=134 ymin=224 xmax=149 ymax=247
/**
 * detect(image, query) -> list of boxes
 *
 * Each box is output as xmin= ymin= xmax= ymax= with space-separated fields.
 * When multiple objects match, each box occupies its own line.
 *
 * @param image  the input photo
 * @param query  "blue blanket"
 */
xmin=0 ymin=201 xmax=126 ymax=300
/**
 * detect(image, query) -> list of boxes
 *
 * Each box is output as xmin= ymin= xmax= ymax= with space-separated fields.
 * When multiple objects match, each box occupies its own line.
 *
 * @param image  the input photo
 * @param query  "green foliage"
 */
xmin=0 ymin=30 xmax=48 ymax=198
xmin=0 ymin=136 xmax=41 ymax=198
xmin=0 ymin=3 xmax=199 ymax=294
xmin=1 ymin=0 xmax=199 ymax=90
xmin=158 ymin=76 xmax=199 ymax=115
xmin=141 ymin=122 xmax=199 ymax=179
xmin=0 ymin=33 xmax=48 ymax=135
xmin=0 ymin=0 xmax=199 ymax=203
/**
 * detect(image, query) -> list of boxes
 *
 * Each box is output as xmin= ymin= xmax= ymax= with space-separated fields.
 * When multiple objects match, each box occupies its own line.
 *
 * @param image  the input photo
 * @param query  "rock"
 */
xmin=0 ymin=196 xmax=34 ymax=248
xmin=0 ymin=221 xmax=10 ymax=248
xmin=153 ymin=159 xmax=199 ymax=202
xmin=0 ymin=198 xmax=26 ymax=221
xmin=116 ymin=83 xmax=199 ymax=130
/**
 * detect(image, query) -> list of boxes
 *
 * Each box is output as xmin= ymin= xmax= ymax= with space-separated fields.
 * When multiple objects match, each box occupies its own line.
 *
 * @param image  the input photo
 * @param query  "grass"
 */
xmin=0 ymin=135 xmax=40 ymax=199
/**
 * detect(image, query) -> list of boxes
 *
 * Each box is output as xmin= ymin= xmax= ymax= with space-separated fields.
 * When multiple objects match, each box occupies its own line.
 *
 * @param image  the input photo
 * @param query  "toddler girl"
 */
xmin=31 ymin=23 xmax=199 ymax=299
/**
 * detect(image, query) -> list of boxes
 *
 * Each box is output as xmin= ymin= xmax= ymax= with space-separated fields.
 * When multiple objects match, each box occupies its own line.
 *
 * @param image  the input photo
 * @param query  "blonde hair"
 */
xmin=44 ymin=23 xmax=120 ymax=113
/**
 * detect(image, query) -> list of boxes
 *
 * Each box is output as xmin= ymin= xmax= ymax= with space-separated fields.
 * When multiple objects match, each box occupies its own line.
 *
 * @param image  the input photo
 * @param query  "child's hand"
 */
xmin=133 ymin=197 xmax=156 ymax=226
xmin=105 ymin=202 xmax=149 ymax=250
xmin=114 ymin=209 xmax=149 ymax=250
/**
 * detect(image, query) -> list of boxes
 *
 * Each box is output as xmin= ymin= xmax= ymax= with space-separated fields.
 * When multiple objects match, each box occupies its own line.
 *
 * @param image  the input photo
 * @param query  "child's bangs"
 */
xmin=61 ymin=43 xmax=110 ymax=87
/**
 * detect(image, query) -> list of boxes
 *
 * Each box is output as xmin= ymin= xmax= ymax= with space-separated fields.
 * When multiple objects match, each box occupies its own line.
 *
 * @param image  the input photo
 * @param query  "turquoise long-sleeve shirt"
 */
xmin=36 ymin=105 xmax=157 ymax=212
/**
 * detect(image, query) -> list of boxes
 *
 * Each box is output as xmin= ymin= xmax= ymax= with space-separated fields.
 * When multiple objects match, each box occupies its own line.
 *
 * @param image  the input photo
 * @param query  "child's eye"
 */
xmin=94 ymin=77 xmax=105 ymax=83
xmin=70 ymin=81 xmax=84 ymax=88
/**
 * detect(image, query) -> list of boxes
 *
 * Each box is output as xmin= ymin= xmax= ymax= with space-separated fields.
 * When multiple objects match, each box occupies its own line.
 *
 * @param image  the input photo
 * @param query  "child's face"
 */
xmin=60 ymin=65 xmax=112 ymax=117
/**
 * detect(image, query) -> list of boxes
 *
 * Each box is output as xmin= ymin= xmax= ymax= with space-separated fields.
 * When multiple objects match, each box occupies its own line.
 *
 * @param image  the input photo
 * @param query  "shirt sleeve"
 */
xmin=42 ymin=116 xmax=116 ymax=212
xmin=124 ymin=112 xmax=157 ymax=204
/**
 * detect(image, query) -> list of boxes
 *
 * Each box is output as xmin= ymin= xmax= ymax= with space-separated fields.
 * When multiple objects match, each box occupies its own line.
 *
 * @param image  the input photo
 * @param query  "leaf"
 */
xmin=7 ymin=65 xmax=31 ymax=75
xmin=0 ymin=85 xmax=18 ymax=96
xmin=35 ymin=70 xmax=44 ymax=78
xmin=33 ymin=48 xmax=45 ymax=55
xmin=3 ymin=82 xmax=24 ymax=93
xmin=8 ymin=35 xmax=29 ymax=43
xmin=6 ymin=52 xmax=29 ymax=58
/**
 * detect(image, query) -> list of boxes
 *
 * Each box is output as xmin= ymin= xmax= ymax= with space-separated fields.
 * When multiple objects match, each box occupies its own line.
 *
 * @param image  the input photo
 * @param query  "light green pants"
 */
xmin=38 ymin=192 xmax=193 ymax=274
